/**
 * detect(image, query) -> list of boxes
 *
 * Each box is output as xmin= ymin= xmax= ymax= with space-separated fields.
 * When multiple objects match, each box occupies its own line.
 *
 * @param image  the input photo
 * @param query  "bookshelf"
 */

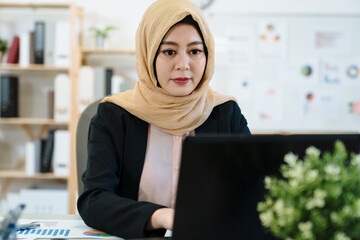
xmin=0 ymin=2 xmax=83 ymax=214
xmin=80 ymin=48 xmax=136 ymax=65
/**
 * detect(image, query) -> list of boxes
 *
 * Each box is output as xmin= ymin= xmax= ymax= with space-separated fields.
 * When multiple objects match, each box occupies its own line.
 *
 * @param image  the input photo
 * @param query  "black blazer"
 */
xmin=77 ymin=101 xmax=250 ymax=239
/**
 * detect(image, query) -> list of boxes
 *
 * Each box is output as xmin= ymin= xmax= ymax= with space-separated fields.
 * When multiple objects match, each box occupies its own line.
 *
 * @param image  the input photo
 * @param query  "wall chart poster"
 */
xmin=300 ymin=90 xmax=339 ymax=119
xmin=258 ymin=21 xmax=287 ymax=59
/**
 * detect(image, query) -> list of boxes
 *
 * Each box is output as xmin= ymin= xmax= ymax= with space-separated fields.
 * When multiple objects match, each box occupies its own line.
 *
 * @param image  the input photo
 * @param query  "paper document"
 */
xmin=14 ymin=219 xmax=123 ymax=239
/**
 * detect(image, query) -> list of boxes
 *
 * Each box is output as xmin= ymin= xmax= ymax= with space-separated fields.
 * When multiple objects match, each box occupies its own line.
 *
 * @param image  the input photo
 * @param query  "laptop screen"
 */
xmin=172 ymin=134 xmax=360 ymax=240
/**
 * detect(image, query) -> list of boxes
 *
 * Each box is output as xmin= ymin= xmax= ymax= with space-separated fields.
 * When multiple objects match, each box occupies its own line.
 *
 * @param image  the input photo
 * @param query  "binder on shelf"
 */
xmin=0 ymin=75 xmax=19 ymax=118
xmin=54 ymin=74 xmax=70 ymax=122
xmin=47 ymin=89 xmax=55 ymax=119
xmin=6 ymin=36 xmax=20 ymax=64
xmin=19 ymin=32 xmax=33 ymax=66
xmin=111 ymin=75 xmax=128 ymax=94
xmin=25 ymin=141 xmax=36 ymax=175
xmin=78 ymin=66 xmax=95 ymax=113
xmin=105 ymin=68 xmax=113 ymax=95
xmin=34 ymin=138 xmax=46 ymax=173
xmin=54 ymin=21 xmax=70 ymax=67
xmin=34 ymin=21 xmax=45 ymax=64
xmin=53 ymin=130 xmax=70 ymax=177
xmin=29 ymin=32 xmax=35 ymax=64
xmin=44 ymin=21 xmax=55 ymax=66
xmin=94 ymin=67 xmax=106 ymax=100
xmin=41 ymin=130 xmax=55 ymax=173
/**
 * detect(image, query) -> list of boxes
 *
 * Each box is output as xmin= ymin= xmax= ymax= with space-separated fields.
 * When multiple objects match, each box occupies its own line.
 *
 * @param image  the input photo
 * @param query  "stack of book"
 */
xmin=25 ymin=130 xmax=55 ymax=175
xmin=5 ymin=21 xmax=70 ymax=66
xmin=78 ymin=66 xmax=128 ymax=113
xmin=25 ymin=130 xmax=70 ymax=176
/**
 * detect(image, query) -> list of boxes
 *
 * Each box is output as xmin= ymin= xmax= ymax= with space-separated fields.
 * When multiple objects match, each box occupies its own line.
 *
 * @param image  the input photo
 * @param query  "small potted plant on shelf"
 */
xmin=258 ymin=140 xmax=360 ymax=240
xmin=89 ymin=25 xmax=116 ymax=49
xmin=0 ymin=38 xmax=8 ymax=62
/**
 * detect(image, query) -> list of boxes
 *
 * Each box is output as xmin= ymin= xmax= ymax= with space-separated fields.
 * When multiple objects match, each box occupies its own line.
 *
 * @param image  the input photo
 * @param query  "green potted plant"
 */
xmin=258 ymin=140 xmax=360 ymax=240
xmin=89 ymin=25 xmax=116 ymax=48
xmin=0 ymin=38 xmax=8 ymax=62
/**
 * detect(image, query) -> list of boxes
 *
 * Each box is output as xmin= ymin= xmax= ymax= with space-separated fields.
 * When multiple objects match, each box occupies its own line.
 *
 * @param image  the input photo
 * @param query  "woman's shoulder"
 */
xmin=95 ymin=101 xmax=145 ymax=123
xmin=212 ymin=100 xmax=240 ymax=113
xmin=98 ymin=101 xmax=129 ymax=113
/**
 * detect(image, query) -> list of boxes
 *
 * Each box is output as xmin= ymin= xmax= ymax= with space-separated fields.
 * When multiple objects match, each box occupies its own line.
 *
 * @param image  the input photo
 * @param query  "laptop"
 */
xmin=171 ymin=134 xmax=360 ymax=240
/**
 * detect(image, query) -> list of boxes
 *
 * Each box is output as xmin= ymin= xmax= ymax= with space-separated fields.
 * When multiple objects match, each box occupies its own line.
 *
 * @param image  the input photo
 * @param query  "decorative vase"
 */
xmin=96 ymin=35 xmax=105 ymax=48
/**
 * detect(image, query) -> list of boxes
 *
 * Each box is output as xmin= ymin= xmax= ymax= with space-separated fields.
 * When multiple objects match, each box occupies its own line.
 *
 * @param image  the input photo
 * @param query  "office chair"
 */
xmin=76 ymin=99 xmax=101 ymax=195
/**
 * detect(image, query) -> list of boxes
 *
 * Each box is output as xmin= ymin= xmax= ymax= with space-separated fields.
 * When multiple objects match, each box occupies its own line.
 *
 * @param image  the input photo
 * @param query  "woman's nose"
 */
xmin=175 ymin=53 xmax=190 ymax=71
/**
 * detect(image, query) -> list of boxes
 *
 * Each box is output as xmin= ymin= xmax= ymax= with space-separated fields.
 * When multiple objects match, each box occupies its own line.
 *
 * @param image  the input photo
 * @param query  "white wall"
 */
xmin=74 ymin=0 xmax=360 ymax=49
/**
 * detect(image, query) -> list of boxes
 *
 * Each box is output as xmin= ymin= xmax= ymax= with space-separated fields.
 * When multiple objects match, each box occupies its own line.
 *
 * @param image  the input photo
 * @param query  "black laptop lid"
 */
xmin=172 ymin=134 xmax=360 ymax=240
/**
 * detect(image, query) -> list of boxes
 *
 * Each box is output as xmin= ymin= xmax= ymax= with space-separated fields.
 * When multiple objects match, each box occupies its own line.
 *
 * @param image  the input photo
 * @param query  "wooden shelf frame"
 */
xmin=0 ymin=118 xmax=68 ymax=126
xmin=80 ymin=48 xmax=136 ymax=65
xmin=81 ymin=48 xmax=136 ymax=55
xmin=0 ymin=3 xmax=74 ymax=9
xmin=0 ymin=170 xmax=68 ymax=180
xmin=0 ymin=64 xmax=69 ymax=72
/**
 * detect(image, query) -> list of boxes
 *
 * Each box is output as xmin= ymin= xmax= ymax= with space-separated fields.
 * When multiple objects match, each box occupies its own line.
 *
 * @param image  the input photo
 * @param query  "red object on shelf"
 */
xmin=6 ymin=36 xmax=20 ymax=64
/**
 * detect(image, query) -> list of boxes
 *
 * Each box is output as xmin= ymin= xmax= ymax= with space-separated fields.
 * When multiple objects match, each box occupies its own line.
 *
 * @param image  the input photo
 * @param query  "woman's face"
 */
xmin=155 ymin=23 xmax=206 ymax=97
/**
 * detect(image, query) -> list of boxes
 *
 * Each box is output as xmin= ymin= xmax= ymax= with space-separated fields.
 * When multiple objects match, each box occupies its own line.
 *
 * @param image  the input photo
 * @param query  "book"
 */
xmin=78 ymin=66 xmax=95 ymax=113
xmin=34 ymin=138 xmax=46 ymax=173
xmin=94 ymin=67 xmax=106 ymax=100
xmin=111 ymin=75 xmax=128 ymax=94
xmin=40 ymin=130 xmax=55 ymax=173
xmin=54 ymin=21 xmax=70 ymax=67
xmin=0 ymin=75 xmax=19 ymax=118
xmin=29 ymin=32 xmax=35 ymax=64
xmin=47 ymin=89 xmax=54 ymax=119
xmin=25 ymin=141 xmax=36 ymax=175
xmin=105 ymin=68 xmax=113 ymax=95
xmin=44 ymin=21 xmax=55 ymax=66
xmin=19 ymin=32 xmax=32 ymax=66
xmin=54 ymin=74 xmax=70 ymax=122
xmin=34 ymin=21 xmax=45 ymax=64
xmin=6 ymin=36 xmax=20 ymax=64
xmin=53 ymin=130 xmax=70 ymax=176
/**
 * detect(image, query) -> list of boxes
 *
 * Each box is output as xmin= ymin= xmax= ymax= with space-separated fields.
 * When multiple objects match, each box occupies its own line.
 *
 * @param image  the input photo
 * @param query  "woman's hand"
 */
xmin=146 ymin=208 xmax=175 ymax=230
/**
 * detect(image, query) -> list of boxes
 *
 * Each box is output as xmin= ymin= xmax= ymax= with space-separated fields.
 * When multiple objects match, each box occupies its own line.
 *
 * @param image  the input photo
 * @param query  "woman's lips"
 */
xmin=172 ymin=77 xmax=191 ymax=85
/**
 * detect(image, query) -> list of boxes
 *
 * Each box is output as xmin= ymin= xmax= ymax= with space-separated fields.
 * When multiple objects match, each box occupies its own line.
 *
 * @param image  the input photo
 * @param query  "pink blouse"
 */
xmin=138 ymin=125 xmax=189 ymax=208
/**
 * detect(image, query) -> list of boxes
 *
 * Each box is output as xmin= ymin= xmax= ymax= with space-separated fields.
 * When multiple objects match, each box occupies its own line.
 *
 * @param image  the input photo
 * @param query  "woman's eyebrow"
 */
xmin=161 ymin=40 xmax=203 ymax=46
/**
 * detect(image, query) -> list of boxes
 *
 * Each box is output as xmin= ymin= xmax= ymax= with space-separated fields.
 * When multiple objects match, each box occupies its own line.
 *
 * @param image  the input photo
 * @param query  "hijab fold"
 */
xmin=102 ymin=0 xmax=235 ymax=136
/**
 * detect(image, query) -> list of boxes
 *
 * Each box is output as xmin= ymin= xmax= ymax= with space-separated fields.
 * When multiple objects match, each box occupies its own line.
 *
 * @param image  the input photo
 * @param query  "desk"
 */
xmin=2 ymin=214 xmax=171 ymax=240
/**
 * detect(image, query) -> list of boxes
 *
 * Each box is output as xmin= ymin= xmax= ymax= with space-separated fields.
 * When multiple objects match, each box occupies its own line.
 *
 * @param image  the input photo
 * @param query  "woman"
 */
xmin=77 ymin=0 xmax=250 ymax=238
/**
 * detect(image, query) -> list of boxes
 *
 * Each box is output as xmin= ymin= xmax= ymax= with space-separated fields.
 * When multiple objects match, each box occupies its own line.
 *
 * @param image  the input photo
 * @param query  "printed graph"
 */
xmin=17 ymin=228 xmax=71 ymax=237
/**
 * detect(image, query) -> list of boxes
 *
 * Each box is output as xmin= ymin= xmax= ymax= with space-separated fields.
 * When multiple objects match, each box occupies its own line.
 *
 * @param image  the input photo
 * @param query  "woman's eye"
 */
xmin=190 ymin=49 xmax=202 ymax=55
xmin=163 ymin=50 xmax=175 ymax=56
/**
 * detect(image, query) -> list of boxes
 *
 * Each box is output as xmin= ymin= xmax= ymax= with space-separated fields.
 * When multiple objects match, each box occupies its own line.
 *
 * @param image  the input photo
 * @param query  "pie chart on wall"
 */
xmin=301 ymin=65 xmax=312 ymax=77
xmin=346 ymin=64 xmax=359 ymax=79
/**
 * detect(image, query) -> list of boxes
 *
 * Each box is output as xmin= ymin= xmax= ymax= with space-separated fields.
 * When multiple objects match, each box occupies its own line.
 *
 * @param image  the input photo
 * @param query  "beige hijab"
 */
xmin=102 ymin=0 xmax=235 ymax=136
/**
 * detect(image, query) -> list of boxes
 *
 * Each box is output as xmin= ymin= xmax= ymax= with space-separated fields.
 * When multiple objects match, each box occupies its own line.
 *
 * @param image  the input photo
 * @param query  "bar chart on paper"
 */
xmin=15 ymin=219 xmax=122 ymax=239
xmin=17 ymin=228 xmax=71 ymax=238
